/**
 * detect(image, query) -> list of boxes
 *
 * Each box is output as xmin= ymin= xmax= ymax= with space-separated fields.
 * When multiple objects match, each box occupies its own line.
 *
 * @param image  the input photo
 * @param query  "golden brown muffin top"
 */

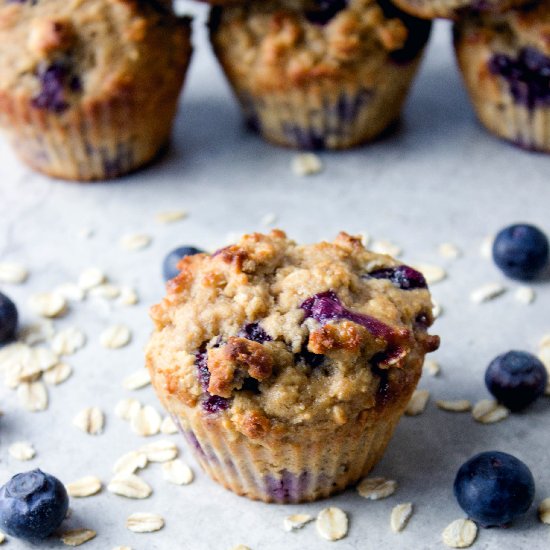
xmin=0 ymin=0 xmax=191 ymax=111
xmin=147 ymin=231 xmax=439 ymax=439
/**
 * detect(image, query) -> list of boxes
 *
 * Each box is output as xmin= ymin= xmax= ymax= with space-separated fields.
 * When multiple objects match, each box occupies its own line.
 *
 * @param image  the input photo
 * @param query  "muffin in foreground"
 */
xmin=147 ymin=231 xmax=439 ymax=503
xmin=209 ymin=0 xmax=432 ymax=150
xmin=0 ymin=0 xmax=192 ymax=181
xmin=454 ymin=2 xmax=550 ymax=152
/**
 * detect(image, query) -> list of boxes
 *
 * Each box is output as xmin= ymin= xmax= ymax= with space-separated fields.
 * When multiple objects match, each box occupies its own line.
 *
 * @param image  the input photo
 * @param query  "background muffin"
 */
xmin=454 ymin=1 xmax=550 ymax=152
xmin=0 ymin=0 xmax=192 ymax=181
xmin=147 ymin=231 xmax=439 ymax=503
xmin=209 ymin=0 xmax=432 ymax=150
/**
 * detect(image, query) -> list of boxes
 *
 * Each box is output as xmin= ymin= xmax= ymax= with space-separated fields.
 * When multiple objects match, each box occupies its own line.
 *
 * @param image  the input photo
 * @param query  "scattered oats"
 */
xmin=390 ymin=503 xmax=413 ymax=533
xmin=112 ymin=547 xmax=131 ymax=550
xmin=66 ymin=476 xmax=102 ymax=497
xmin=231 ymin=546 xmax=251 ymax=550
xmin=405 ymin=390 xmax=430 ymax=416
xmin=162 ymin=459 xmax=193 ymax=485
xmin=413 ymin=263 xmax=447 ymax=285
xmin=480 ymin=235 xmax=494 ymax=259
xmin=19 ymin=321 xmax=54 ymax=345
xmin=118 ymin=287 xmax=139 ymax=306
xmin=78 ymin=267 xmax=106 ymax=291
xmin=0 ymin=342 xmax=29 ymax=368
xmin=432 ymin=300 xmax=443 ymax=319
xmin=54 ymin=283 xmax=85 ymax=302
xmin=472 ymin=399 xmax=509 ymax=424
xmin=107 ymin=474 xmax=152 ymax=499
xmin=423 ymin=360 xmax=441 ymax=377
xmin=371 ymin=240 xmax=402 ymax=257
xmin=357 ymin=477 xmax=397 ymax=500
xmin=33 ymin=347 xmax=59 ymax=370
xmin=77 ymin=227 xmax=94 ymax=239
xmin=160 ymin=416 xmax=178 ymax=435
xmin=131 ymin=405 xmax=161 ymax=437
xmin=470 ymin=283 xmax=506 ymax=304
xmin=113 ymin=451 xmax=148 ymax=476
xmin=115 ymin=398 xmax=142 ymax=421
xmin=539 ymin=340 xmax=550 ymax=372
xmin=61 ymin=529 xmax=96 ymax=546
xmin=442 ymin=519 xmax=478 ymax=548
xmin=514 ymin=286 xmax=535 ymax=305
xmin=260 ymin=212 xmax=277 ymax=227
xmin=291 ymin=153 xmax=323 ymax=176
xmin=315 ymin=507 xmax=348 ymax=541
xmin=538 ymin=498 xmax=550 ymax=524
xmin=100 ymin=324 xmax=131 ymax=349
xmin=140 ymin=440 xmax=178 ymax=462
xmin=0 ymin=532 xmax=4 ymax=543
xmin=120 ymin=233 xmax=151 ymax=251
xmin=126 ymin=513 xmax=164 ymax=533
xmin=17 ymin=381 xmax=48 ymax=411
xmin=9 ymin=441 xmax=36 ymax=461
xmin=540 ymin=334 xmax=550 ymax=348
xmin=436 ymin=400 xmax=472 ymax=413
xmin=28 ymin=292 xmax=67 ymax=318
xmin=438 ymin=243 xmax=462 ymax=260
xmin=43 ymin=362 xmax=72 ymax=385
xmin=0 ymin=262 xmax=28 ymax=284
xmin=73 ymin=407 xmax=104 ymax=435
xmin=155 ymin=210 xmax=188 ymax=224
xmin=123 ymin=369 xmax=151 ymax=390
xmin=52 ymin=327 xmax=86 ymax=356
xmin=89 ymin=284 xmax=120 ymax=300
xmin=283 ymin=514 xmax=313 ymax=532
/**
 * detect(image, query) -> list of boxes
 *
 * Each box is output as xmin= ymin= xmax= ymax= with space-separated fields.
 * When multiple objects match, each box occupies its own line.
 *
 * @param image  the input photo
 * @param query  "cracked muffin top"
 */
xmin=147 ymin=231 xmax=439 ymax=439
xmin=0 ymin=0 xmax=191 ymax=112
xmin=209 ymin=0 xmax=431 ymax=91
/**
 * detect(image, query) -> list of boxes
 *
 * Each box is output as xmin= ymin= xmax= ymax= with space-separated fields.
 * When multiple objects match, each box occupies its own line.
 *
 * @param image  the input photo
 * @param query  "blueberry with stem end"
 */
xmin=0 ymin=292 xmax=18 ymax=343
xmin=0 ymin=469 xmax=69 ymax=540
xmin=162 ymin=246 xmax=204 ymax=281
xmin=453 ymin=451 xmax=535 ymax=527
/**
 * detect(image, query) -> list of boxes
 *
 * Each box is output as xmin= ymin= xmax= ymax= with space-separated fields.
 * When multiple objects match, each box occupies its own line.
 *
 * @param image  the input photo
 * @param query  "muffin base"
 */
xmin=390 ymin=0 xmax=529 ymax=20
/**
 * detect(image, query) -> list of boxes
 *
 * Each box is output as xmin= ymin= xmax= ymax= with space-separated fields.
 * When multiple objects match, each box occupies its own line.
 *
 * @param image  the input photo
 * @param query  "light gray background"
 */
xmin=0 ymin=4 xmax=549 ymax=549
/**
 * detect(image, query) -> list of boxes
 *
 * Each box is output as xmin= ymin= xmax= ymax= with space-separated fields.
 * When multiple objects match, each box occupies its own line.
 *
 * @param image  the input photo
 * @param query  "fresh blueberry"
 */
xmin=0 ymin=292 xmax=18 ymax=344
xmin=237 ymin=323 xmax=271 ymax=344
xmin=162 ymin=246 xmax=204 ymax=281
xmin=0 ymin=469 xmax=69 ymax=540
xmin=492 ymin=223 xmax=549 ymax=280
xmin=454 ymin=451 xmax=535 ymax=527
xmin=485 ymin=350 xmax=547 ymax=412
xmin=369 ymin=265 xmax=428 ymax=290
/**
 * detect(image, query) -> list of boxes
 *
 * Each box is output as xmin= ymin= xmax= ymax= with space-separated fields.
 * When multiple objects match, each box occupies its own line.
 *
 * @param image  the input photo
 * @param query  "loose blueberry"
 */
xmin=162 ymin=246 xmax=204 ymax=281
xmin=369 ymin=265 xmax=428 ymax=290
xmin=0 ymin=292 xmax=18 ymax=344
xmin=237 ymin=323 xmax=271 ymax=344
xmin=485 ymin=350 xmax=547 ymax=412
xmin=492 ymin=223 xmax=549 ymax=280
xmin=454 ymin=451 xmax=535 ymax=527
xmin=0 ymin=469 xmax=69 ymax=540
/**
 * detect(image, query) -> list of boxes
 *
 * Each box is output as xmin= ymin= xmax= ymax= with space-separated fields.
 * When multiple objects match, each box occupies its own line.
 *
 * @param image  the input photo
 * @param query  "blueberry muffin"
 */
xmin=147 ymin=231 xmax=440 ymax=503
xmin=209 ymin=0 xmax=431 ymax=150
xmin=0 ymin=0 xmax=192 ymax=181
xmin=454 ymin=1 xmax=550 ymax=152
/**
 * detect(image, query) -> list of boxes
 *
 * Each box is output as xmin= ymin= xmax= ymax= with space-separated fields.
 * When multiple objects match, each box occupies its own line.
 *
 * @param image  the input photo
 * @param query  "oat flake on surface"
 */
xmin=89 ymin=284 xmax=120 ymax=300
xmin=472 ymin=400 xmax=509 ymax=424
xmin=231 ymin=546 xmax=251 ymax=550
xmin=126 ymin=513 xmax=164 ymax=533
xmin=54 ymin=283 xmax=86 ymax=302
xmin=413 ymin=263 xmax=447 ymax=285
xmin=61 ymin=529 xmax=96 ymax=546
xmin=8 ymin=441 xmax=36 ymax=461
xmin=43 ymin=363 xmax=72 ymax=385
xmin=391 ymin=503 xmax=413 ymax=533
xmin=113 ymin=451 xmax=148 ymax=476
xmin=78 ymin=267 xmax=106 ymax=291
xmin=66 ymin=476 xmax=102 ymax=498
xmin=436 ymin=400 xmax=472 ymax=413
xmin=28 ymin=292 xmax=67 ymax=318
xmin=115 ymin=398 xmax=142 ymax=421
xmin=423 ymin=360 xmax=441 ymax=377
xmin=479 ymin=235 xmax=494 ymax=259
xmin=316 ymin=507 xmax=348 ymax=541
xmin=155 ymin=210 xmax=188 ymax=224
xmin=432 ymin=300 xmax=443 ymax=319
xmin=160 ymin=416 xmax=178 ymax=435
xmin=131 ymin=406 xmax=161 ymax=437
xmin=538 ymin=498 xmax=550 ymax=524
xmin=162 ymin=459 xmax=194 ymax=485
xmin=470 ymin=283 xmax=506 ymax=304
xmin=0 ymin=262 xmax=28 ymax=284
xmin=438 ymin=243 xmax=462 ymax=259
xmin=261 ymin=213 xmax=277 ymax=227
xmin=19 ymin=321 xmax=55 ymax=345
xmin=357 ymin=477 xmax=397 ymax=500
xmin=0 ymin=532 xmax=5 ymax=543
xmin=514 ymin=286 xmax=535 ymax=305
xmin=17 ymin=381 xmax=48 ymax=412
xmin=140 ymin=440 xmax=178 ymax=462
xmin=291 ymin=153 xmax=323 ymax=176
xmin=442 ymin=519 xmax=478 ymax=548
xmin=123 ymin=369 xmax=151 ymax=390
xmin=120 ymin=233 xmax=152 ymax=251
xmin=107 ymin=474 xmax=152 ymax=499
xmin=405 ymin=390 xmax=430 ymax=416
xmin=52 ymin=327 xmax=86 ymax=356
xmin=73 ymin=407 xmax=104 ymax=435
xmin=283 ymin=514 xmax=313 ymax=532
xmin=100 ymin=325 xmax=131 ymax=349
xmin=118 ymin=287 xmax=139 ymax=306
xmin=371 ymin=240 xmax=403 ymax=257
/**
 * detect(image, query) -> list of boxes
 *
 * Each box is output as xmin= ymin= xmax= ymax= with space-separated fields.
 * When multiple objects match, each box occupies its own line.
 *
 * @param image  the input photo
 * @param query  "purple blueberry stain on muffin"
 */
xmin=238 ymin=323 xmax=271 ymax=344
xmin=488 ymin=48 xmax=550 ymax=110
xmin=194 ymin=348 xmax=230 ymax=413
xmin=335 ymin=90 xmax=372 ymax=122
xmin=368 ymin=265 xmax=428 ymax=290
xmin=31 ymin=61 xmax=81 ymax=114
xmin=264 ymin=470 xmax=310 ymax=502
xmin=282 ymin=124 xmax=326 ymax=150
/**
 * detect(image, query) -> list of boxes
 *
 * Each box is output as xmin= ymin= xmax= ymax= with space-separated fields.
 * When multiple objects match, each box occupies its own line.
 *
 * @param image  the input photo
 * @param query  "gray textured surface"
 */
xmin=0 ymin=7 xmax=549 ymax=549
